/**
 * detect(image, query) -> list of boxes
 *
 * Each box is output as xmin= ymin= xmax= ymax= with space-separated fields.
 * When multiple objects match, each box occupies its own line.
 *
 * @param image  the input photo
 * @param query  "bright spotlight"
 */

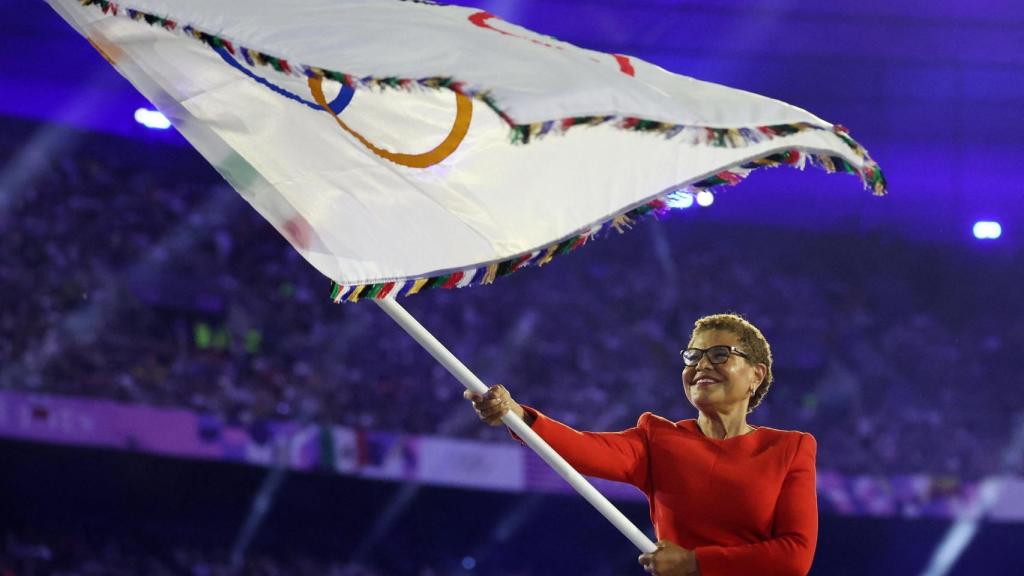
xmin=134 ymin=108 xmax=171 ymax=129
xmin=666 ymin=191 xmax=694 ymax=209
xmin=972 ymin=221 xmax=1002 ymax=240
xmin=695 ymin=190 xmax=715 ymax=207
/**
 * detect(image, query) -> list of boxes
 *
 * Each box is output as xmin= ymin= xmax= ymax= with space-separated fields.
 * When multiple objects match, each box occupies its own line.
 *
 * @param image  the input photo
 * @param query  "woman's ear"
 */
xmin=752 ymin=363 xmax=767 ymax=389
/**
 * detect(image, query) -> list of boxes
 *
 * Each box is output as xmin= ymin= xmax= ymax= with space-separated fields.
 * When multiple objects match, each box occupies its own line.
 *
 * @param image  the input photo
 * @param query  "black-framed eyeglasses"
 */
xmin=680 ymin=345 xmax=750 ymax=367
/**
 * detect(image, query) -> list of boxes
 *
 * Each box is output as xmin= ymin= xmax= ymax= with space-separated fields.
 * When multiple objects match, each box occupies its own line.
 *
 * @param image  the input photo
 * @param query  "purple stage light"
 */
xmin=972 ymin=221 xmax=1002 ymax=240
xmin=134 ymin=108 xmax=171 ymax=130
xmin=667 ymin=191 xmax=695 ymax=209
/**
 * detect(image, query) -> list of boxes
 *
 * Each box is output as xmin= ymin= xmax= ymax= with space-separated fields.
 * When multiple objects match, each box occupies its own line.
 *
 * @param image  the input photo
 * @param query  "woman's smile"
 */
xmin=691 ymin=375 xmax=722 ymax=387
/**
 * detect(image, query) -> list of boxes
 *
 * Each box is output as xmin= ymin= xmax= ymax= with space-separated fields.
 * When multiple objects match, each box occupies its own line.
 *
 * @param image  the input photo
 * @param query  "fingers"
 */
xmin=462 ymin=384 xmax=506 ymax=401
xmin=461 ymin=385 xmax=505 ymax=404
xmin=464 ymin=384 xmax=513 ymax=426
xmin=639 ymin=541 xmax=690 ymax=576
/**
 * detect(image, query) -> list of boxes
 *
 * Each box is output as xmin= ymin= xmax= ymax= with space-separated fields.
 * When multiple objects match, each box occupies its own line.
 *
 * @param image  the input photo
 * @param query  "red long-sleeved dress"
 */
xmin=519 ymin=406 xmax=818 ymax=576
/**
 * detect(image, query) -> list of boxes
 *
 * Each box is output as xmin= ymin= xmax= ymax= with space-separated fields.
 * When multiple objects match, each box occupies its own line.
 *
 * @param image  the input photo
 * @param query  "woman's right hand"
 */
xmin=463 ymin=384 xmax=530 ymax=426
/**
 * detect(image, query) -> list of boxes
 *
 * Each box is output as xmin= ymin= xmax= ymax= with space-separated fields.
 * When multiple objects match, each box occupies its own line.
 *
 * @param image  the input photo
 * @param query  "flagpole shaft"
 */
xmin=374 ymin=298 xmax=656 ymax=554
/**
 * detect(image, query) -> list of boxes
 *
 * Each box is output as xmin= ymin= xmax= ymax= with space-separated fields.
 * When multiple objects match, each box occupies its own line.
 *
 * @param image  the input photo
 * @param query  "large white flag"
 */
xmin=47 ymin=0 xmax=886 ymax=301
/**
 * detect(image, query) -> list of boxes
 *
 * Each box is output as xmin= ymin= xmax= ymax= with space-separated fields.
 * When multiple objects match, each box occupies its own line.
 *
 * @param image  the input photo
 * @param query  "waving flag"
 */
xmin=48 ymin=0 xmax=885 ymax=303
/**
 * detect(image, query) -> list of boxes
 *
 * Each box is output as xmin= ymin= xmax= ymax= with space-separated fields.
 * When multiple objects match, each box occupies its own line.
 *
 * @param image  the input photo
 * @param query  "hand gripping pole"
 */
xmin=375 ymin=298 xmax=656 ymax=553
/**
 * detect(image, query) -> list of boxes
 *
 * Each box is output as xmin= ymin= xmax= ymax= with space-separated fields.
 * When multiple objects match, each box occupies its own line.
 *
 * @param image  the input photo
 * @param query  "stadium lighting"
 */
xmin=972 ymin=221 xmax=1002 ymax=240
xmin=695 ymin=190 xmax=715 ymax=207
xmin=666 ymin=190 xmax=695 ymax=209
xmin=134 ymin=108 xmax=171 ymax=129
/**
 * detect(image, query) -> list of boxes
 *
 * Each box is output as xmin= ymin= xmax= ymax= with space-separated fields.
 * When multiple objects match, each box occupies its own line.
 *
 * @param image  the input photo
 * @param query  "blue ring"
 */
xmin=213 ymin=46 xmax=354 ymax=114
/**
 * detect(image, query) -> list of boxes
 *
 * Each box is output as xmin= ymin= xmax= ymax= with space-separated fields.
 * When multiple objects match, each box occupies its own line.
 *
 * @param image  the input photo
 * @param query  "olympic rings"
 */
xmin=216 ymin=45 xmax=472 ymax=169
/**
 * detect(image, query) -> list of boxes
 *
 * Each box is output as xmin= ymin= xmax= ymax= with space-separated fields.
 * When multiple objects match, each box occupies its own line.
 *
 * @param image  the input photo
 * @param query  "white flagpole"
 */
xmin=375 ymin=298 xmax=656 ymax=554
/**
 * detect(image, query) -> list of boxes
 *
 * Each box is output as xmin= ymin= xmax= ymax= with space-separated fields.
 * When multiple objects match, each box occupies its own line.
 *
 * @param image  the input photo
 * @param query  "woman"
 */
xmin=466 ymin=313 xmax=817 ymax=576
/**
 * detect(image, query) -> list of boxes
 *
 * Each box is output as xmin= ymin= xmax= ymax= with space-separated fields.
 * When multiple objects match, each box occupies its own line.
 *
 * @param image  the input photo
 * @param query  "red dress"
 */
xmin=519 ymin=407 xmax=818 ymax=576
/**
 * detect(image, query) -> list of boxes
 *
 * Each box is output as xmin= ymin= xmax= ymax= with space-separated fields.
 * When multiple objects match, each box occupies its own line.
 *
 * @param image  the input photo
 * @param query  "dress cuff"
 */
xmin=507 ymin=405 xmax=541 ymax=443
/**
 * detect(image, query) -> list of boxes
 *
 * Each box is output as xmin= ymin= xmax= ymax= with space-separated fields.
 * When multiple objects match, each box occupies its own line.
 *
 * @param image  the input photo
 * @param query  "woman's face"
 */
xmin=681 ymin=329 xmax=765 ymax=413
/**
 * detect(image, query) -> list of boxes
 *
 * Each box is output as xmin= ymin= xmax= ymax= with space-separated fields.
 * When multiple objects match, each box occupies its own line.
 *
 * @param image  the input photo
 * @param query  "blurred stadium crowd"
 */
xmin=2 ymin=130 xmax=1023 ymax=483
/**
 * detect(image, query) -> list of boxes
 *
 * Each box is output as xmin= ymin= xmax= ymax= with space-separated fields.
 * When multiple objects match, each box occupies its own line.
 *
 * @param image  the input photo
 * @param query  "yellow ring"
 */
xmin=308 ymin=77 xmax=473 ymax=169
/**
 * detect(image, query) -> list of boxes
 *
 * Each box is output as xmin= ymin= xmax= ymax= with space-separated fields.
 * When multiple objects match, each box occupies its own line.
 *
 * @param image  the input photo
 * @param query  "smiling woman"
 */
xmin=466 ymin=313 xmax=817 ymax=576
xmin=683 ymin=313 xmax=775 ymax=422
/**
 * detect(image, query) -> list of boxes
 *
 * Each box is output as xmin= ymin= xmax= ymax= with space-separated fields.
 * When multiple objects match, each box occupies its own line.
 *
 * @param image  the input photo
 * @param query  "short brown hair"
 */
xmin=691 ymin=313 xmax=773 ymax=413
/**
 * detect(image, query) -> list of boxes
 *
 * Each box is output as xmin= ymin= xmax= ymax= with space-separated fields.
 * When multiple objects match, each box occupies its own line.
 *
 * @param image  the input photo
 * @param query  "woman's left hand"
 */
xmin=638 ymin=540 xmax=699 ymax=576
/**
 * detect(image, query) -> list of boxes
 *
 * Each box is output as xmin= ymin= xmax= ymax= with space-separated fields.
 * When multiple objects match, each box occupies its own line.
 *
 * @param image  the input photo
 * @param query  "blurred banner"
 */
xmin=1 ymin=389 xmax=1018 ymax=522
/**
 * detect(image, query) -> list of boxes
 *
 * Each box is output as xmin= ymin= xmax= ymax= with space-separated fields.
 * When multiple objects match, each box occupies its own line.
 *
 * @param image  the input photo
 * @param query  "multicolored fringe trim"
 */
xmin=329 ymin=146 xmax=869 ymax=303
xmin=511 ymin=117 xmax=819 ymax=146
xmin=510 ymin=120 xmax=886 ymax=196
xmin=79 ymin=0 xmax=887 ymax=196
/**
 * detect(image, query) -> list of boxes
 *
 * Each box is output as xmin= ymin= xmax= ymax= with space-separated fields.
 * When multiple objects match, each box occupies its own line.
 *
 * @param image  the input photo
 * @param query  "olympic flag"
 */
xmin=48 ymin=0 xmax=884 ymax=302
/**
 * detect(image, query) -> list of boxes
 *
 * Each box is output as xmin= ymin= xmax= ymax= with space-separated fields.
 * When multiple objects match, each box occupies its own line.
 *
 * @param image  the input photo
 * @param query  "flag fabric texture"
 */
xmin=48 ymin=0 xmax=887 ymax=302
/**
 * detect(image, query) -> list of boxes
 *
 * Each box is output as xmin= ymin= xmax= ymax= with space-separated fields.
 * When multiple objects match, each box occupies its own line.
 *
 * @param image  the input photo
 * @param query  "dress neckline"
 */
xmin=681 ymin=419 xmax=761 ymax=443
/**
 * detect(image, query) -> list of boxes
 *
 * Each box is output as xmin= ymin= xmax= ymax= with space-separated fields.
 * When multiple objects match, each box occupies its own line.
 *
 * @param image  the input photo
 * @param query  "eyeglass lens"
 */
xmin=683 ymin=346 xmax=732 ymax=366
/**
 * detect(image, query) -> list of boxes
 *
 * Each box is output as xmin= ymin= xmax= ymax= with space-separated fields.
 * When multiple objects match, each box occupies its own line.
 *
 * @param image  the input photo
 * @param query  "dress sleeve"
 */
xmin=694 ymin=433 xmax=818 ymax=576
xmin=511 ymin=406 xmax=652 ymax=490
